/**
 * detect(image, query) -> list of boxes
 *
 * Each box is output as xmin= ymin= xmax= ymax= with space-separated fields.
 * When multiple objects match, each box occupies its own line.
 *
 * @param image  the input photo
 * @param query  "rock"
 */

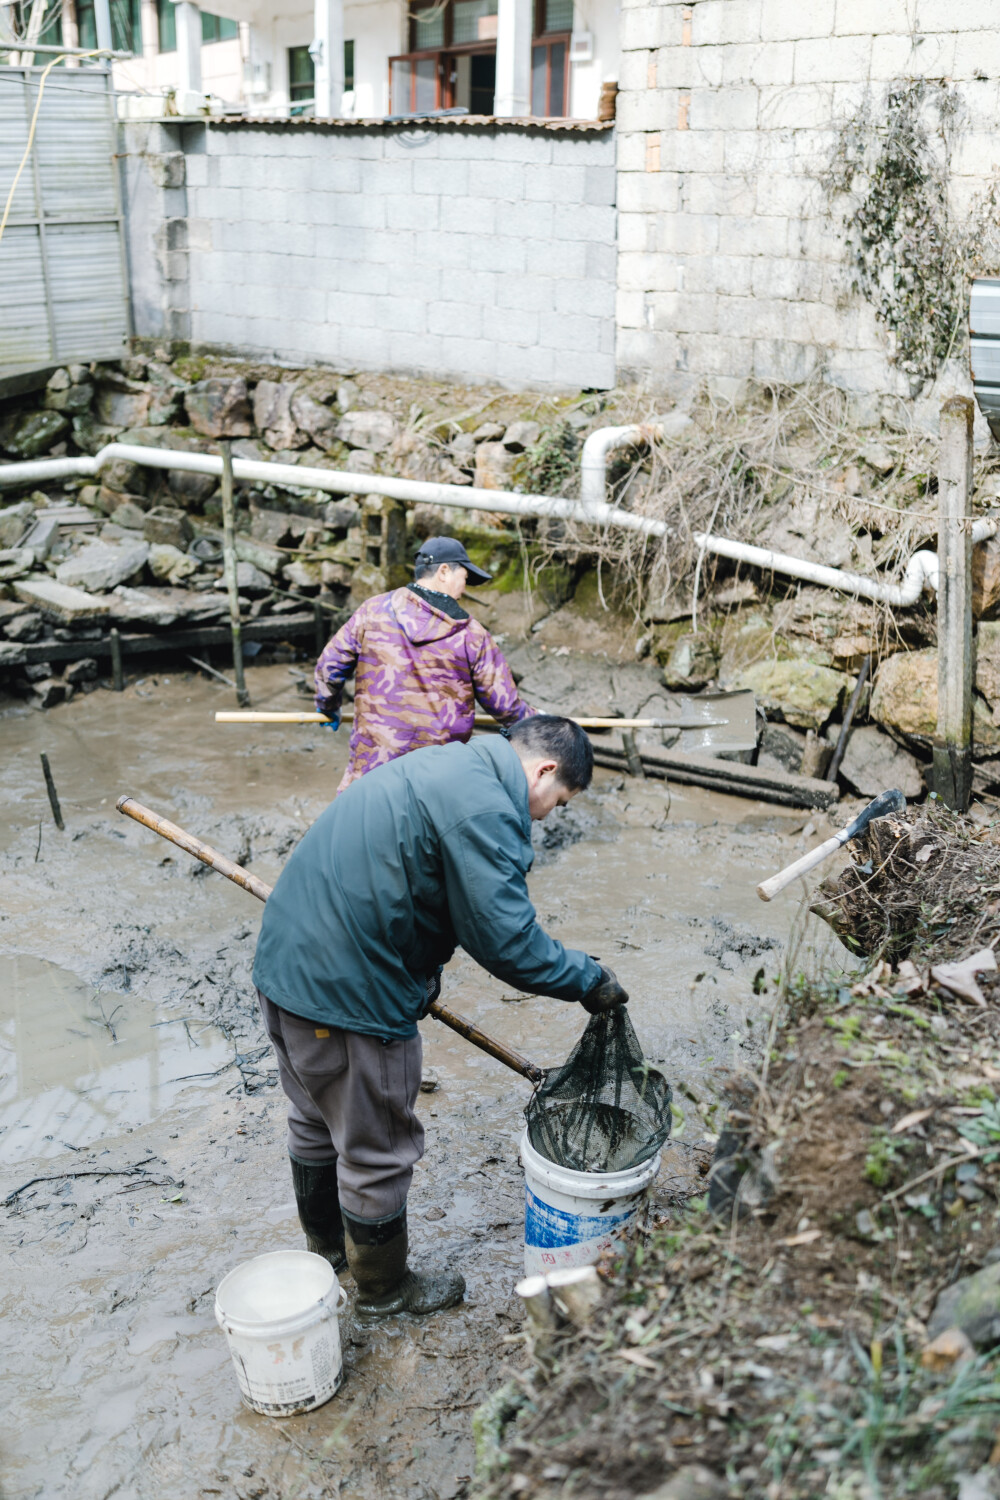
xmin=0 ymin=599 xmax=28 ymax=626
xmin=43 ymin=379 xmax=93 ymax=414
xmin=46 ymin=368 xmax=71 ymax=392
xmin=976 ymin=621 xmax=1000 ymax=716
xmin=870 ymin=649 xmax=937 ymax=737
xmin=348 ymin=561 xmax=387 ymax=604
xmin=0 ymin=410 xmax=70 ymax=459
xmin=475 ymin=441 xmax=518 ymax=490
xmin=65 ymin=658 xmax=98 ymax=685
xmin=95 ymin=387 xmax=151 ymax=428
xmin=838 ymin=724 xmax=924 ymax=799
xmin=345 ymin=449 xmax=377 ymax=473
xmin=250 ymin=508 xmax=295 ymax=547
xmin=4 ymin=611 xmax=43 ymax=643
xmin=0 ymin=548 xmax=36 ymax=580
xmin=321 ymin=559 xmax=353 ymax=588
xmin=472 ymin=421 xmax=506 ymax=443
xmin=736 ymin=659 xmax=851 ymax=730
xmin=236 ymin=560 xmax=271 ymax=594
xmin=760 ymin=722 xmax=807 ymax=772
xmin=56 ymin=538 xmax=148 ymax=592
xmin=927 ymin=1263 xmax=1000 ymax=1349
xmin=972 ymin=539 xmax=1000 ymax=619
xmin=502 ymin=420 xmax=541 ymax=453
xmin=71 ymin=413 xmax=121 ymax=455
xmin=253 ymin=380 xmax=305 ymax=450
xmin=0 ymin=640 xmax=27 ymax=667
xmin=145 ymin=362 xmax=187 ymax=425
xmin=860 ymin=441 xmax=896 ymax=475
xmin=323 ymin=499 xmax=361 ymax=530
xmin=419 ymin=1069 xmax=440 ymax=1093
xmin=235 ymin=536 xmax=285 ymax=576
xmin=0 ymin=501 xmax=34 ymax=549
xmin=291 ymin=388 xmax=340 ymax=449
xmin=336 ymin=379 xmax=360 ymax=413
xmin=636 ymin=1466 xmax=728 ymax=1500
xmin=101 ymin=458 xmax=149 ymax=497
xmin=168 ymin=468 xmax=217 ymax=507
xmin=662 ymin=631 xmax=719 ymax=690
xmin=184 ymin=378 xmax=252 ymax=438
xmin=143 ymin=506 xmax=193 ymax=549
xmin=148 ymin=543 xmax=199 ymax=585
xmin=14 ymin=577 xmax=110 ymax=623
xmin=282 ymin=559 xmax=323 ymax=592
xmin=31 ymin=677 xmax=68 ymax=709
xmin=337 ymin=410 xmax=398 ymax=453
xmin=449 ymin=432 xmax=477 ymax=464
xmin=110 ymin=500 xmax=147 ymax=531
xmin=109 ymin=585 xmax=230 ymax=627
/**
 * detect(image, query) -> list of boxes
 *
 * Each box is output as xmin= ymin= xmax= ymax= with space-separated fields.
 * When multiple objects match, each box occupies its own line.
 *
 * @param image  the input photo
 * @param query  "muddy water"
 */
xmin=0 ymin=667 xmax=847 ymax=1499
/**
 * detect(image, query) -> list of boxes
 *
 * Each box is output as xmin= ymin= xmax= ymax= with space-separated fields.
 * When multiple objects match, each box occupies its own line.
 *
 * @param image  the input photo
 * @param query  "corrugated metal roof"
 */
xmin=209 ymin=113 xmax=613 ymax=133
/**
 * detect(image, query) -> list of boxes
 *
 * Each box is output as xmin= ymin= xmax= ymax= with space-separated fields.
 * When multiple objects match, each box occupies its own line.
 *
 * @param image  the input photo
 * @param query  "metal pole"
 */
xmin=826 ymin=655 xmax=871 ymax=783
xmin=220 ymin=440 xmax=250 ymax=709
xmin=931 ymin=396 xmax=975 ymax=812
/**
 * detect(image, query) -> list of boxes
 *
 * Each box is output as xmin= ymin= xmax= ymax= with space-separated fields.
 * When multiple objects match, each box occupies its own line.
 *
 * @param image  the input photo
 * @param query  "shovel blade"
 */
xmin=660 ymin=690 xmax=758 ymax=755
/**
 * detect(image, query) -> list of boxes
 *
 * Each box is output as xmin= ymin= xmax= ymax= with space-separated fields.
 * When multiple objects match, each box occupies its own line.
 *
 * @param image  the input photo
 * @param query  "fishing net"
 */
xmin=525 ymin=1009 xmax=672 ymax=1173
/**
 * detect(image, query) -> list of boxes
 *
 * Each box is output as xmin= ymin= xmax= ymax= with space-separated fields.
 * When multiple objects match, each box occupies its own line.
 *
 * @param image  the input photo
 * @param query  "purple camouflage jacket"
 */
xmin=315 ymin=586 xmax=535 ymax=793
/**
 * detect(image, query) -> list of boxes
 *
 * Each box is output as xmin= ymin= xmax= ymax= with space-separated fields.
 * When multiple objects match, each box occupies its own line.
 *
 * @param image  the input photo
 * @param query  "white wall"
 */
xmin=568 ymin=0 xmax=617 ymax=119
xmin=111 ymin=10 xmax=246 ymax=105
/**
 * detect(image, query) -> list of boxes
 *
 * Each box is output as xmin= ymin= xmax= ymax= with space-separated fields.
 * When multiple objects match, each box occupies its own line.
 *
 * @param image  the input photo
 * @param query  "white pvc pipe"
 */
xmin=0 ymin=442 xmax=994 ymax=608
xmin=580 ymin=425 xmax=661 ymax=515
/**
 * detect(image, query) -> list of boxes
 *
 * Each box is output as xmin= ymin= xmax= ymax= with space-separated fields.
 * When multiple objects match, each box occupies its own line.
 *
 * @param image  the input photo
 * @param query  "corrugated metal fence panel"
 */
xmin=0 ymin=225 xmax=50 ymax=365
xmin=0 ymin=73 xmax=35 ymax=225
xmin=32 ymin=72 xmax=120 ymax=218
xmin=47 ymin=222 xmax=130 ymax=361
xmin=0 ymin=65 xmax=128 ymax=373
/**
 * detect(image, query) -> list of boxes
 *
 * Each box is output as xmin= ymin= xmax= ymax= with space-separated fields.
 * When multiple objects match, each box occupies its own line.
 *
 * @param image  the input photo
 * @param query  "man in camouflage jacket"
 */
xmin=315 ymin=535 xmax=535 ymax=793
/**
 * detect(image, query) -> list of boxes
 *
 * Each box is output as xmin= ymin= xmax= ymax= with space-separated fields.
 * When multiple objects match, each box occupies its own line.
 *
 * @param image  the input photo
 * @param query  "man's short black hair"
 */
xmin=507 ymin=715 xmax=594 ymax=793
xmin=413 ymin=554 xmax=439 ymax=581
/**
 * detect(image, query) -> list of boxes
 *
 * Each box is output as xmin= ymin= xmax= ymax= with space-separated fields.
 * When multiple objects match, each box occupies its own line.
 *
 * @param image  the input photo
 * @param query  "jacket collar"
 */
xmin=472 ymin=735 xmax=531 ymax=838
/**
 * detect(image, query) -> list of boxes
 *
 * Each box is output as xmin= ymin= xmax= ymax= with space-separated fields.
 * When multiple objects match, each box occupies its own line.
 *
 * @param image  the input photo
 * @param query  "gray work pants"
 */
xmin=257 ymin=990 xmax=425 ymax=1221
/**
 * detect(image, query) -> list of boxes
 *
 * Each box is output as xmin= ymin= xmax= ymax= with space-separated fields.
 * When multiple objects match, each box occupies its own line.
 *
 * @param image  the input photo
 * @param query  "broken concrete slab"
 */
xmin=236 ymin=561 xmax=272 ymax=594
xmin=235 ymin=535 xmax=285 ymax=576
xmin=56 ymin=539 xmax=149 ymax=592
xmin=0 ymin=548 xmax=35 ymax=581
xmin=0 ymin=502 xmax=34 ymax=549
xmin=143 ymin=507 xmax=193 ymax=550
xmin=108 ymin=585 xmax=230 ymax=628
xmin=4 ymin=611 xmax=43 ymax=643
xmin=14 ymin=577 xmax=110 ymax=624
xmin=838 ymin=724 xmax=924 ymax=800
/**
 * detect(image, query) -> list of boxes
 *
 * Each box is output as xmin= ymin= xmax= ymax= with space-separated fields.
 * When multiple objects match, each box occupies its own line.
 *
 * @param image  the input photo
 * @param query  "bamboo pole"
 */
xmin=220 ymin=440 xmax=250 ymax=709
xmin=931 ymin=397 xmax=975 ymax=812
xmin=213 ymin=710 xmax=729 ymax=730
xmin=115 ymin=795 xmax=545 ymax=1083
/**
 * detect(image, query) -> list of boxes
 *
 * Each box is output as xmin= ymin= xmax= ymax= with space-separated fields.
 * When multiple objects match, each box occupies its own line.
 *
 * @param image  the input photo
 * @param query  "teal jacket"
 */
xmin=251 ymin=735 xmax=601 ymax=1038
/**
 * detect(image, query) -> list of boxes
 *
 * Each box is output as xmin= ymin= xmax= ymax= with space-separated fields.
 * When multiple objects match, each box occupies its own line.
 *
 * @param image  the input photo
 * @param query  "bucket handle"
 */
xmin=334 ymin=1282 xmax=348 ymax=1312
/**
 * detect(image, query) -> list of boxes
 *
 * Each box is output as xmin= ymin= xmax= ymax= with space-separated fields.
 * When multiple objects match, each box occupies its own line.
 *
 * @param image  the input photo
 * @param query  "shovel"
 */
xmin=116 ymin=795 xmax=544 ymax=1084
xmin=214 ymin=689 xmax=758 ymax=755
xmin=756 ymin=787 xmax=906 ymax=902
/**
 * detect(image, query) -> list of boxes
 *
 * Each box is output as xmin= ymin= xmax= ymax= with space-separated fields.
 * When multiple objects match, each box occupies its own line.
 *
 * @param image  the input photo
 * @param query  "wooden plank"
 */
xmin=592 ymin=745 xmax=840 ymax=811
xmin=4 ymin=611 xmax=321 ymax=668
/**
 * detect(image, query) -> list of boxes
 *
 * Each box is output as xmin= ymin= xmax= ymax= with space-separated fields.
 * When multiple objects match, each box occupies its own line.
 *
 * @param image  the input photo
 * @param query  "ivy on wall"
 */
xmin=825 ymin=79 xmax=981 ymax=394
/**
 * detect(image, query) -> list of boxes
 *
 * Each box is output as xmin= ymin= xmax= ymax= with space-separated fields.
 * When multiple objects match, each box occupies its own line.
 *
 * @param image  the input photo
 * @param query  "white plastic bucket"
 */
xmin=520 ymin=1128 xmax=660 ymax=1275
xmin=215 ymin=1250 xmax=349 ymax=1417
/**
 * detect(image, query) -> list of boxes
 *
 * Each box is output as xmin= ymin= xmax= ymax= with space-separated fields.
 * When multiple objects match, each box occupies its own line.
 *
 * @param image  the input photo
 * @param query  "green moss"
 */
xmin=865 ymin=1128 xmax=901 ymax=1188
xmin=832 ymin=1070 xmax=850 ymax=1089
xmin=172 ymin=354 xmax=208 ymax=383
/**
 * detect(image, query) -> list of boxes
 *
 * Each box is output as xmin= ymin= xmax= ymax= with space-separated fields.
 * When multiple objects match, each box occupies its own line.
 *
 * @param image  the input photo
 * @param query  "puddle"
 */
xmin=0 ymin=954 xmax=231 ymax=1165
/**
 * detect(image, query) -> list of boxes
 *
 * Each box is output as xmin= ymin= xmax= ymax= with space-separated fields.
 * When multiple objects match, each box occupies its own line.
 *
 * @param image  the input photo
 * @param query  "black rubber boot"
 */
xmin=343 ymin=1205 xmax=465 ymax=1319
xmin=290 ymin=1157 xmax=347 ymax=1274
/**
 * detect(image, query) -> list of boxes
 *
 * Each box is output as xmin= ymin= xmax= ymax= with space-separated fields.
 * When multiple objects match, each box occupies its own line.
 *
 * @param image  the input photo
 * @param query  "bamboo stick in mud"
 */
xmin=220 ymin=440 xmax=250 ymax=710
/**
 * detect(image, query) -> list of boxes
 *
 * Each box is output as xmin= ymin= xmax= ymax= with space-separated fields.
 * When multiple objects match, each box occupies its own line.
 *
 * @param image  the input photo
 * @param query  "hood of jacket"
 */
xmin=391 ymin=587 xmax=471 ymax=646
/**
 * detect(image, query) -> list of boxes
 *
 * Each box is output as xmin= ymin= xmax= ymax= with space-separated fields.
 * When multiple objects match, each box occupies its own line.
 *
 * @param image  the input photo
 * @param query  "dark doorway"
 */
xmin=469 ymin=51 xmax=495 ymax=113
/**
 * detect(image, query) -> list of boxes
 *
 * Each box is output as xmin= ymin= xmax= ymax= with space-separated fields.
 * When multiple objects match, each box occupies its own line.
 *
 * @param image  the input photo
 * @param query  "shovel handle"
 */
xmin=115 ymin=795 xmax=544 ymax=1082
xmin=756 ymin=787 xmax=906 ymax=902
xmin=214 ymin=711 xmax=724 ymax=730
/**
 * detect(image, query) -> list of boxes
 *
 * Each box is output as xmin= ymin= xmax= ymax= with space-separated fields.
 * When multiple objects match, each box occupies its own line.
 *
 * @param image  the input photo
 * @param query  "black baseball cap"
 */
xmin=414 ymin=536 xmax=492 ymax=586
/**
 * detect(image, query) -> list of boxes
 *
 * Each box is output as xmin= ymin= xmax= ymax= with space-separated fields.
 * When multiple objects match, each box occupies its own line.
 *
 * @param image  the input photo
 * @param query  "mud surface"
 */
xmin=0 ymin=667 xmax=842 ymax=1499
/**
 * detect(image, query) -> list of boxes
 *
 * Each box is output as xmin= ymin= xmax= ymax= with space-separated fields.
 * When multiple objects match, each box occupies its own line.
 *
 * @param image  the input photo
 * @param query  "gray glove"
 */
xmin=580 ymin=964 xmax=629 ymax=1015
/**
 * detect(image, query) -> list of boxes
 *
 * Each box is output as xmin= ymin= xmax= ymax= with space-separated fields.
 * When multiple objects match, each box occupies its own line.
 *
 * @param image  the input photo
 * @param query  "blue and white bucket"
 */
xmin=520 ymin=1128 xmax=660 ymax=1275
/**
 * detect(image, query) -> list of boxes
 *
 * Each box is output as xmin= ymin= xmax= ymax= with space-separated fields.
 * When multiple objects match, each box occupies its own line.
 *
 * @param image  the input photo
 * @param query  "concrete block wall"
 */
xmin=616 ymin=0 xmax=1000 ymax=410
xmin=152 ymin=120 xmax=617 ymax=390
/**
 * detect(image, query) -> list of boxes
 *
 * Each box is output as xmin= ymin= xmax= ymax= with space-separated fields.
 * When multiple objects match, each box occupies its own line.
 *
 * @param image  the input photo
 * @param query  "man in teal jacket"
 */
xmin=252 ymin=715 xmax=628 ymax=1319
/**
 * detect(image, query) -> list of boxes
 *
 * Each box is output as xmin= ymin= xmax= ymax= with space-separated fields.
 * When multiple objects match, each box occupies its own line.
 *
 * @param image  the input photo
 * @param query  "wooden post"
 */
xmin=931 ymin=396 xmax=975 ymax=812
xmin=109 ymin=627 xmax=124 ymax=691
xmin=220 ymin=441 xmax=250 ymax=709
